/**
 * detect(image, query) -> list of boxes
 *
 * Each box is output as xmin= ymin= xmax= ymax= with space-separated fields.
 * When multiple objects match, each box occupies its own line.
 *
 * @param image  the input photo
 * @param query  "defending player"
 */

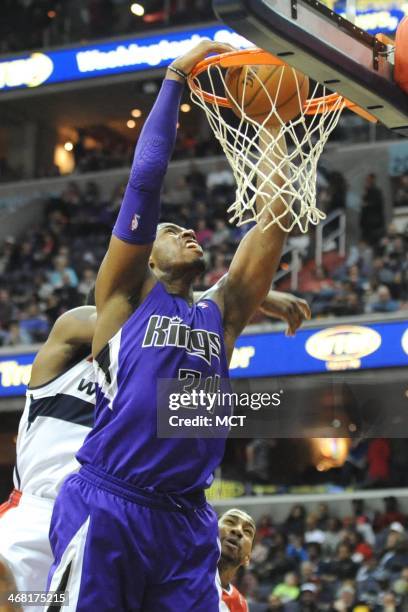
xmin=218 ymin=509 xmax=256 ymax=612
xmin=0 ymin=304 xmax=96 ymax=610
xmin=46 ymin=40 xmax=293 ymax=611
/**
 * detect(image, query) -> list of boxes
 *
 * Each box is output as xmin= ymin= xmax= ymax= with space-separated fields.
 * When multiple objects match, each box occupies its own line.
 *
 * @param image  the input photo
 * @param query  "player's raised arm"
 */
xmin=94 ymin=75 xmax=183 ymax=310
xmin=95 ymin=40 xmax=234 ymax=313
xmin=216 ymin=128 xmax=291 ymax=352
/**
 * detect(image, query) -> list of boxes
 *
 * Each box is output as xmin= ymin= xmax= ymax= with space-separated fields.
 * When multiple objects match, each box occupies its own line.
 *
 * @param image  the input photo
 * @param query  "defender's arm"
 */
xmin=30 ymin=306 xmax=97 ymax=387
xmin=197 ymin=281 xmax=310 ymax=336
xmin=259 ymin=290 xmax=311 ymax=336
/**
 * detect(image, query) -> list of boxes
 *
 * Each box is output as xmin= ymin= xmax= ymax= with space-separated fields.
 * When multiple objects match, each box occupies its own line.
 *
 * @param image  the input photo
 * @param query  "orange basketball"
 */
xmin=225 ymin=64 xmax=309 ymax=125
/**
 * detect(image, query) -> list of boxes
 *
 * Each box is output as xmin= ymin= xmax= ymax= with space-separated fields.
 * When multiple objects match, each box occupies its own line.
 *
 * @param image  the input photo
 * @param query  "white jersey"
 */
xmin=14 ymin=357 xmax=95 ymax=499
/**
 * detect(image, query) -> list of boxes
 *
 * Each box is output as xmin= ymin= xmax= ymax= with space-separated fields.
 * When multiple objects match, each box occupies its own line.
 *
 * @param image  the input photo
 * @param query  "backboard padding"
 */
xmin=213 ymin=0 xmax=408 ymax=135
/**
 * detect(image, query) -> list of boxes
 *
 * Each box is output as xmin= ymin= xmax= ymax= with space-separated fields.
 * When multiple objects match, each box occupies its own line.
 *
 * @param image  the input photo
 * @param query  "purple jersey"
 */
xmin=77 ymin=281 xmax=230 ymax=494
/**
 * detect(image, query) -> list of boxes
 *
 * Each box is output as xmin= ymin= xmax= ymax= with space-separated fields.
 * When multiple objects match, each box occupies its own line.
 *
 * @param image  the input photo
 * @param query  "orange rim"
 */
xmin=188 ymin=49 xmax=378 ymax=122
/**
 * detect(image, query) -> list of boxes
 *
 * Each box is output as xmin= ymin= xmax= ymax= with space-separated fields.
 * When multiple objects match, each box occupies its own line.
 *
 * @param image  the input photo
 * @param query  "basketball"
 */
xmin=225 ymin=64 xmax=309 ymax=125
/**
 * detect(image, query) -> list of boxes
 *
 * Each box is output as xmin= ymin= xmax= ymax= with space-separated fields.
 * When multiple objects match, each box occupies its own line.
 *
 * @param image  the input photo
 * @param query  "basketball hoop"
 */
xmin=188 ymin=49 xmax=377 ymax=233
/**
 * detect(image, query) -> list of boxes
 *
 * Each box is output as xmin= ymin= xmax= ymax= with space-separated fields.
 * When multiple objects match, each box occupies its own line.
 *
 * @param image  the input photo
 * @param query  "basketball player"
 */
xmin=46 ymin=40 xmax=292 ymax=610
xmin=218 ymin=509 xmax=256 ymax=612
xmin=0 ymin=283 xmax=306 ymax=612
xmin=0 ymin=303 xmax=96 ymax=610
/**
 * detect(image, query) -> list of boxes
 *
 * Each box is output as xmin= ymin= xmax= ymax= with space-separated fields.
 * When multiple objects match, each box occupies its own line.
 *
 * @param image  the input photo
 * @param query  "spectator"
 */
xmin=394 ymin=172 xmax=408 ymax=207
xmin=322 ymin=543 xmax=358 ymax=581
xmin=210 ymin=219 xmax=232 ymax=248
xmin=77 ymin=267 xmax=97 ymax=298
xmin=284 ymin=505 xmax=306 ymax=537
xmin=3 ymin=321 xmax=31 ymax=346
xmin=48 ymin=255 xmax=78 ymax=289
xmin=19 ymin=302 xmax=50 ymax=343
xmin=286 ymin=535 xmax=308 ymax=564
xmin=304 ymin=514 xmax=326 ymax=545
xmin=204 ymin=253 xmax=228 ymax=287
xmin=206 ymin=161 xmax=235 ymax=192
xmin=323 ymin=518 xmax=343 ymax=556
xmin=298 ymin=582 xmax=319 ymax=610
xmin=271 ymin=572 xmax=300 ymax=604
xmin=195 ymin=219 xmax=213 ymax=247
xmin=360 ymin=173 xmax=385 ymax=245
xmin=333 ymin=584 xmax=356 ymax=610
xmin=365 ymin=438 xmax=391 ymax=487
xmin=367 ymin=285 xmax=399 ymax=313
xmin=0 ymin=289 xmax=14 ymax=327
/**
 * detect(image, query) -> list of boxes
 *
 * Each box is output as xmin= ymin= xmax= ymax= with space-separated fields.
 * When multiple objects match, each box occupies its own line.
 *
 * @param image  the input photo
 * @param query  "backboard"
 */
xmin=213 ymin=0 xmax=408 ymax=135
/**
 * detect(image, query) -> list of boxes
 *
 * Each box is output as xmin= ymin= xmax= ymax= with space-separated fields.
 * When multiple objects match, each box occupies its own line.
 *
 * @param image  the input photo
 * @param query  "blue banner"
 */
xmin=231 ymin=320 xmax=408 ymax=378
xmin=0 ymin=352 xmax=36 ymax=397
xmin=0 ymin=25 xmax=251 ymax=93
xmin=333 ymin=3 xmax=407 ymax=35
xmin=0 ymin=9 xmax=403 ymax=94
xmin=1 ymin=320 xmax=408 ymax=397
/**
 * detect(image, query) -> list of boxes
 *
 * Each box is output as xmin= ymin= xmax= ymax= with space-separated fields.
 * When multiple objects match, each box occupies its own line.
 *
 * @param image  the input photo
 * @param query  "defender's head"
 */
xmin=149 ymin=223 xmax=205 ymax=279
xmin=218 ymin=509 xmax=256 ymax=569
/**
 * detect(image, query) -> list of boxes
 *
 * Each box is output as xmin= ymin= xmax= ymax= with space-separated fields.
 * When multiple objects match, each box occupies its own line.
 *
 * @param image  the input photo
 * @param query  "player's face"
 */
xmin=151 ymin=223 xmax=205 ymax=274
xmin=218 ymin=511 xmax=256 ymax=567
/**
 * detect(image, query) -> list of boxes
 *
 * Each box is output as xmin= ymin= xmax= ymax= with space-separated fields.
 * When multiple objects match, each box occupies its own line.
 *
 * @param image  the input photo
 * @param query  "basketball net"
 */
xmin=188 ymin=52 xmax=348 ymax=233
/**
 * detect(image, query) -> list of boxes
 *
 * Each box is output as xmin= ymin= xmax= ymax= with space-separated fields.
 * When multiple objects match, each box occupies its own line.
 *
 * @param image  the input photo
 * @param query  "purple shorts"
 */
xmin=46 ymin=465 xmax=221 ymax=611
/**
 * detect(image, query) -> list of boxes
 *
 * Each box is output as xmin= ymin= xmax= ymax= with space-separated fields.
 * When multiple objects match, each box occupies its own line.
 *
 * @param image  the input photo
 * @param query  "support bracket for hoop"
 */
xmin=372 ymin=37 xmax=383 ymax=72
xmin=291 ymin=0 xmax=297 ymax=20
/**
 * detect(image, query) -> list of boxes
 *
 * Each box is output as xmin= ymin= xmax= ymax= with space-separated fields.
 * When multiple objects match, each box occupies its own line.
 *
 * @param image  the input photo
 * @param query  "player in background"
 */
xmin=218 ymin=509 xmax=256 ymax=612
xmin=46 ymin=39 xmax=294 ymax=611
xmin=0 ymin=302 xmax=96 ymax=611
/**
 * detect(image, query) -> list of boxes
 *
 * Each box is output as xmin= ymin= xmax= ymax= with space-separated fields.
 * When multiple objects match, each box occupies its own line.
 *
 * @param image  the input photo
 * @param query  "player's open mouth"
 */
xmin=185 ymin=240 xmax=202 ymax=251
xmin=224 ymin=537 xmax=240 ymax=551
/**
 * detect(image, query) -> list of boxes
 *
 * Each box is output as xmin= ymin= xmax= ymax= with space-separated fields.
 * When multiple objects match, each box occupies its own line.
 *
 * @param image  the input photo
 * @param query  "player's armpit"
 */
xmin=95 ymin=238 xmax=153 ymax=310
xmin=50 ymin=306 xmax=97 ymax=346
xmin=29 ymin=306 xmax=96 ymax=387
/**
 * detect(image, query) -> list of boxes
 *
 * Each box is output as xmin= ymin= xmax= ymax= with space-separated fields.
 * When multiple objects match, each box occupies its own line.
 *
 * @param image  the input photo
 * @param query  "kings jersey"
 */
xmin=77 ymin=281 xmax=231 ymax=493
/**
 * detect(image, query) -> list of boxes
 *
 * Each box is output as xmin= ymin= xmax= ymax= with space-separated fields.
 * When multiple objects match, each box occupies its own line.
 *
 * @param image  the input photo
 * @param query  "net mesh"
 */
xmin=189 ymin=60 xmax=346 ymax=233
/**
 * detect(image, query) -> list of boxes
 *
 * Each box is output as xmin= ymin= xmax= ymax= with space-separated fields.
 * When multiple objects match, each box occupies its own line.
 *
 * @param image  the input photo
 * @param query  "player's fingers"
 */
xmin=292 ymin=310 xmax=303 ymax=333
xmin=297 ymin=299 xmax=312 ymax=320
xmin=286 ymin=304 xmax=303 ymax=334
xmin=200 ymin=40 xmax=236 ymax=52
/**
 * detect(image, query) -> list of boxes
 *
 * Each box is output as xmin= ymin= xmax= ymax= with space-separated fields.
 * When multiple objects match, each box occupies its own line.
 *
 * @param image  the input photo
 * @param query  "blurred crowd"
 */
xmin=242 ymin=438 xmax=408 ymax=492
xmin=0 ymin=121 xmax=221 ymax=184
xmin=239 ymin=497 xmax=408 ymax=611
xmin=300 ymin=223 xmax=408 ymax=319
xmin=0 ymin=163 xmax=239 ymax=346
xmin=290 ymin=171 xmax=408 ymax=319
xmin=2 ymin=161 xmax=408 ymax=346
xmin=0 ymin=0 xmax=213 ymax=54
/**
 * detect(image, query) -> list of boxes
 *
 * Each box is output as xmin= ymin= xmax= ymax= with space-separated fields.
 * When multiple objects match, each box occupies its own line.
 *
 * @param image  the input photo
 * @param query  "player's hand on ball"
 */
xmin=260 ymin=291 xmax=311 ymax=336
xmin=169 ymin=40 xmax=235 ymax=77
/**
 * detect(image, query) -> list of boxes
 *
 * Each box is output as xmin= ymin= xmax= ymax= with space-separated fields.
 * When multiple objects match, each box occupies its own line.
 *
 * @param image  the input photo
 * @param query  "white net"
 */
xmin=189 ymin=57 xmax=346 ymax=233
